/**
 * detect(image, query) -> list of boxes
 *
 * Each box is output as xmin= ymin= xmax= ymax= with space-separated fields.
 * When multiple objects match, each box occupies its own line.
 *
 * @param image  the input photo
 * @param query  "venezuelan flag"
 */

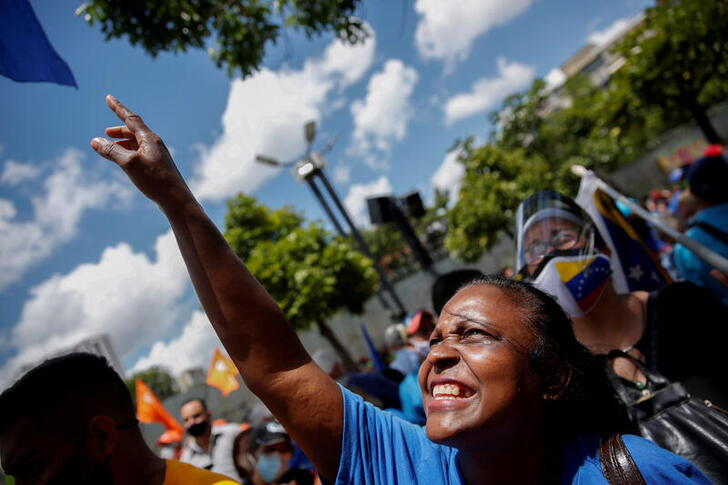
xmin=556 ymin=257 xmax=612 ymax=313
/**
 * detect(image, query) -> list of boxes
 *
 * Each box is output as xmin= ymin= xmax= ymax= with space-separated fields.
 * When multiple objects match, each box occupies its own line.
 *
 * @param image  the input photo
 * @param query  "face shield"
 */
xmin=515 ymin=191 xmax=611 ymax=317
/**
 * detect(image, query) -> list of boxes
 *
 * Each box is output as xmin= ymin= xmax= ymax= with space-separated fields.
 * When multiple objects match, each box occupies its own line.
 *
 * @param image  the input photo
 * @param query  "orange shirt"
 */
xmin=163 ymin=459 xmax=240 ymax=485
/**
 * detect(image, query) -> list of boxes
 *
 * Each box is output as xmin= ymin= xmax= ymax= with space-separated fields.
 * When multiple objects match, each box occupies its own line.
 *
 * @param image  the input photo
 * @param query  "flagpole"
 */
xmin=572 ymin=166 xmax=728 ymax=275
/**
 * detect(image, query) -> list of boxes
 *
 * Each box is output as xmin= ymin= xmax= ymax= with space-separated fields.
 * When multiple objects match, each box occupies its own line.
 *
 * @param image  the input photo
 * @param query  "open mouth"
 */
xmin=431 ymin=382 xmax=475 ymax=400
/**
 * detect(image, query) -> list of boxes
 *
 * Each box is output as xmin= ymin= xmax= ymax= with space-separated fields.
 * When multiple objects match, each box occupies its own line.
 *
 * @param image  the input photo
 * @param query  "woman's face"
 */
xmin=522 ymin=218 xmax=586 ymax=275
xmin=418 ymin=284 xmax=544 ymax=450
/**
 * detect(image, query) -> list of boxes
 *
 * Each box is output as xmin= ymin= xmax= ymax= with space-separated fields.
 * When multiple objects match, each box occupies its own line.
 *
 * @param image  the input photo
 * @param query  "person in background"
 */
xmin=180 ymin=398 xmax=243 ymax=481
xmin=90 ymin=96 xmax=710 ymax=485
xmin=430 ymin=269 xmax=485 ymax=316
xmin=673 ymin=145 xmax=728 ymax=305
xmin=157 ymin=428 xmax=184 ymax=460
xmin=249 ymin=422 xmax=314 ymax=485
xmin=404 ymin=310 xmax=435 ymax=360
xmin=0 ymin=353 xmax=239 ymax=485
xmin=515 ymin=190 xmax=728 ymax=408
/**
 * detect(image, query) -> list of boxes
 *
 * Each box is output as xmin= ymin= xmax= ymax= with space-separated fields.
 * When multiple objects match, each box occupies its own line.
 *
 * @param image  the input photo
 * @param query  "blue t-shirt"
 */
xmin=335 ymin=386 xmax=711 ymax=484
xmin=673 ymin=203 xmax=728 ymax=305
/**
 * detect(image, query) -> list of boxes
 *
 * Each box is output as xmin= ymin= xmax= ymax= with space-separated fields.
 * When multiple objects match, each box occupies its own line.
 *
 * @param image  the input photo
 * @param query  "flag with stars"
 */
xmin=206 ymin=348 xmax=240 ymax=396
xmin=576 ymin=172 xmax=671 ymax=293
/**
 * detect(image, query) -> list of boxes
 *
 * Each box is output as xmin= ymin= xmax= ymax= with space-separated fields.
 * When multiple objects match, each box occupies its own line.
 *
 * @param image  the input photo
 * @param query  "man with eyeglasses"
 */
xmin=0 ymin=353 xmax=239 ymax=485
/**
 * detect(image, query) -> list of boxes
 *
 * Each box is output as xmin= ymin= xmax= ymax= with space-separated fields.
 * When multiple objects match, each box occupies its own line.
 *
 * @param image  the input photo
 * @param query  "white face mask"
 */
xmin=532 ymin=254 xmax=612 ymax=317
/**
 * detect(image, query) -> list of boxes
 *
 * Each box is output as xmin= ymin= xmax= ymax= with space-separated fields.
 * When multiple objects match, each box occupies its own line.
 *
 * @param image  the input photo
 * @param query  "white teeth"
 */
xmin=433 ymin=383 xmax=467 ymax=398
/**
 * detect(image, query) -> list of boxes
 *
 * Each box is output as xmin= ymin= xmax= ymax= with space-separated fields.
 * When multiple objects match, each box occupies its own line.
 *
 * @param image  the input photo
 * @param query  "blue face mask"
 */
xmin=256 ymin=452 xmax=283 ymax=483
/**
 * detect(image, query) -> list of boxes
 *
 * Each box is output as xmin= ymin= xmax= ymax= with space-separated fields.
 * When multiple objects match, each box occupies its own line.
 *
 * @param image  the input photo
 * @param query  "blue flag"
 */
xmin=576 ymin=172 xmax=671 ymax=293
xmin=0 ymin=0 xmax=77 ymax=87
xmin=359 ymin=323 xmax=388 ymax=373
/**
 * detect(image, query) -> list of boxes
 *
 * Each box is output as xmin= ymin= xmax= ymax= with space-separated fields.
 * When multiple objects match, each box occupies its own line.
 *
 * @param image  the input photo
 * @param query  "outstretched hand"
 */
xmin=90 ymin=95 xmax=193 ymax=208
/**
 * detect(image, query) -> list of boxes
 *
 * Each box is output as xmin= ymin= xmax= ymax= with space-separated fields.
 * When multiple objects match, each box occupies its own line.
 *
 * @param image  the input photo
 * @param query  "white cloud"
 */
xmin=130 ymin=310 xmax=220 ymax=376
xmin=333 ymin=165 xmax=352 ymax=184
xmin=544 ymin=68 xmax=567 ymax=91
xmin=414 ymin=0 xmax=533 ymax=69
xmin=443 ymin=58 xmax=535 ymax=125
xmin=192 ymin=34 xmax=376 ymax=201
xmin=431 ymin=149 xmax=465 ymax=201
xmin=587 ymin=16 xmax=636 ymax=47
xmin=0 ymin=148 xmax=131 ymax=291
xmin=344 ymin=176 xmax=393 ymax=226
xmin=349 ymin=60 xmax=419 ymax=168
xmin=0 ymin=230 xmax=190 ymax=384
xmin=1 ymin=160 xmax=41 ymax=186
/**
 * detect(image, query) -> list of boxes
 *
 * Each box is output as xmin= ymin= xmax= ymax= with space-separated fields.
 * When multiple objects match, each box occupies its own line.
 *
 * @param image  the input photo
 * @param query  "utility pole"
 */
xmin=256 ymin=124 xmax=407 ymax=319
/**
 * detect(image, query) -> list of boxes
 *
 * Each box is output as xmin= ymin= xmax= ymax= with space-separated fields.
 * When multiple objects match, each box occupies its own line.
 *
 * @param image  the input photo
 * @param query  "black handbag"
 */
xmin=606 ymin=349 xmax=728 ymax=484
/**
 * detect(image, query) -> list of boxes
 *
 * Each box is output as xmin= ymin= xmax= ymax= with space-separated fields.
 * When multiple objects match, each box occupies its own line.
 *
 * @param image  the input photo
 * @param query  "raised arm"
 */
xmin=91 ymin=95 xmax=343 ymax=480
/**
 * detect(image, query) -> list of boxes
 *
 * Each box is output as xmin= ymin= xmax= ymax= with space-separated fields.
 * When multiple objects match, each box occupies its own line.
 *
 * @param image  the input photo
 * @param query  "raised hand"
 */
xmin=90 ymin=95 xmax=194 ymax=208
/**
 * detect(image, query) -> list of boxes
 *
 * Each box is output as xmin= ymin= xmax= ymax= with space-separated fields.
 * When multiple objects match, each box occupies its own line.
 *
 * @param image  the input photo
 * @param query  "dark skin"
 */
xmin=91 ymin=95 xmax=342 ymax=481
xmin=90 ymin=96 xmax=566 ymax=484
xmin=0 ymin=414 xmax=165 ymax=485
xmin=420 ymin=284 xmax=554 ymax=485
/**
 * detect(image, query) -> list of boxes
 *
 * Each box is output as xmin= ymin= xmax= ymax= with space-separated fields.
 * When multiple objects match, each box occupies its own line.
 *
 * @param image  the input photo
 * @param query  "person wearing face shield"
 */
xmin=516 ymin=191 xmax=728 ymax=409
xmin=179 ymin=398 xmax=244 ymax=481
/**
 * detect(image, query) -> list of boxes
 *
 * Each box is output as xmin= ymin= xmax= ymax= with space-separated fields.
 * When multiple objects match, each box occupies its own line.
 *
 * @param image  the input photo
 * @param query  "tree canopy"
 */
xmin=224 ymin=194 xmax=378 ymax=370
xmin=124 ymin=366 xmax=178 ymax=403
xmin=444 ymin=0 xmax=728 ymax=263
xmin=609 ymin=0 xmax=728 ymax=143
xmin=79 ymin=0 xmax=368 ymax=77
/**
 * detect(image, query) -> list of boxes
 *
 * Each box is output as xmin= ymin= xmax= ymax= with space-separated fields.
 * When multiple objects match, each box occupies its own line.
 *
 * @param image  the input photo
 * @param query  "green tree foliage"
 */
xmin=362 ymin=223 xmax=410 ymax=275
xmin=609 ymin=0 xmax=728 ymax=143
xmin=78 ymin=0 xmax=368 ymax=77
xmin=224 ymin=194 xmax=378 ymax=371
xmin=124 ymin=366 xmax=179 ymax=403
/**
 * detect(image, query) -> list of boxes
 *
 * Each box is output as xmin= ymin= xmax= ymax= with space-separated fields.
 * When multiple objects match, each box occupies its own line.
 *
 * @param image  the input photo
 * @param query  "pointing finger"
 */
xmin=105 ymin=94 xmax=152 ymax=136
xmin=90 ymin=137 xmax=132 ymax=165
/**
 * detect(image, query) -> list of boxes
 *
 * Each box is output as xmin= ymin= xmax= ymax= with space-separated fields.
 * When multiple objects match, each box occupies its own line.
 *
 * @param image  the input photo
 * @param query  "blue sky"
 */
xmin=0 ymin=0 xmax=651 ymax=383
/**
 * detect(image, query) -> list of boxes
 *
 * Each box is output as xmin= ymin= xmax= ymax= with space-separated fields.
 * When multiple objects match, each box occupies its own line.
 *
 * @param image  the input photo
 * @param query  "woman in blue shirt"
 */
xmin=91 ymin=96 xmax=710 ymax=484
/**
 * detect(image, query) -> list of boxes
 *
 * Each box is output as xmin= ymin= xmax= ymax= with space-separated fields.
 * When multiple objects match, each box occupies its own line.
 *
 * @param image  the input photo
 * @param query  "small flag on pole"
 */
xmin=0 ymin=0 xmax=77 ymax=87
xmin=135 ymin=380 xmax=183 ymax=432
xmin=206 ymin=348 xmax=240 ymax=396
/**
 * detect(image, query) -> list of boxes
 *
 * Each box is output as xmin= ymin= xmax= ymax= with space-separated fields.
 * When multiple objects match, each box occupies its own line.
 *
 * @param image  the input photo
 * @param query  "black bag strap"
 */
xmin=600 ymin=434 xmax=647 ymax=485
xmin=688 ymin=221 xmax=728 ymax=245
xmin=606 ymin=349 xmax=670 ymax=389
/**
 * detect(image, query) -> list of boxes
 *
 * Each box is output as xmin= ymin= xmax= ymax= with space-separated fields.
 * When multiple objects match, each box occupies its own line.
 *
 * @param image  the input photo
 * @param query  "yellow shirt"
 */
xmin=163 ymin=459 xmax=240 ymax=485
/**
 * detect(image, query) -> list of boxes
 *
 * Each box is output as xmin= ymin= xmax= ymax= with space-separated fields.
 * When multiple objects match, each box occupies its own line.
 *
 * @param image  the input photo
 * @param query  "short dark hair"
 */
xmin=431 ymin=269 xmax=485 ymax=316
xmin=461 ymin=275 xmax=631 ymax=440
xmin=0 ymin=352 xmax=135 ymax=434
xmin=181 ymin=397 xmax=208 ymax=412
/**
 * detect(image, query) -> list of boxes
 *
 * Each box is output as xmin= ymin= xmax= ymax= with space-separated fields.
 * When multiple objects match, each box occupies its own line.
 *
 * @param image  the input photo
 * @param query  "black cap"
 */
xmin=687 ymin=146 xmax=728 ymax=203
xmin=250 ymin=421 xmax=289 ymax=450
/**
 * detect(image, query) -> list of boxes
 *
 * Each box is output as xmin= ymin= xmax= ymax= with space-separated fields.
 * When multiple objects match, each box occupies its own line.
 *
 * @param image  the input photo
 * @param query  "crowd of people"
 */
xmin=1 ymin=95 xmax=727 ymax=484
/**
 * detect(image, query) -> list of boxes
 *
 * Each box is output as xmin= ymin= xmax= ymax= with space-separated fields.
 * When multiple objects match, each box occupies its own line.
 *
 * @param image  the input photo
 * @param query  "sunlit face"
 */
xmin=418 ymin=285 xmax=544 ymax=451
xmin=522 ymin=218 xmax=586 ymax=275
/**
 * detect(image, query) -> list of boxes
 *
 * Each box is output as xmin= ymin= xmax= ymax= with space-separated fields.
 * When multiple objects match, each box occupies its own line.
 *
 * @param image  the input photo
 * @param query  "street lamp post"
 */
xmin=255 ymin=125 xmax=407 ymax=319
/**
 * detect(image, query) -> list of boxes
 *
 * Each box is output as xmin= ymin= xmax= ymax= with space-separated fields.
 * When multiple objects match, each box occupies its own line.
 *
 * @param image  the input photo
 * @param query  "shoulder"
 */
xmin=337 ymin=385 xmax=461 ymax=484
xmin=164 ymin=459 xmax=240 ymax=485
xmin=560 ymin=435 xmax=711 ymax=484
xmin=621 ymin=435 xmax=712 ymax=484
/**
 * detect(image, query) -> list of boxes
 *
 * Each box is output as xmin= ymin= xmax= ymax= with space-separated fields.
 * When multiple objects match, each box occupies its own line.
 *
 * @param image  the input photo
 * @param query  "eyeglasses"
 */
xmin=523 ymin=228 xmax=582 ymax=266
